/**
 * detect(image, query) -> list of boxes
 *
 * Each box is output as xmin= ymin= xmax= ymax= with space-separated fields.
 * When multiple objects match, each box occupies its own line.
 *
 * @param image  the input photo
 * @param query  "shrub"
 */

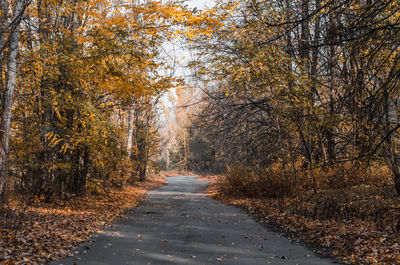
xmin=224 ymin=165 xmax=294 ymax=198
xmin=222 ymin=162 xmax=392 ymax=200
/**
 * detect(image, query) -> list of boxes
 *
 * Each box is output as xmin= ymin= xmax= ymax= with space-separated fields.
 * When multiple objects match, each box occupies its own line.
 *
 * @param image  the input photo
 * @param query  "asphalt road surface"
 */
xmin=52 ymin=175 xmax=336 ymax=265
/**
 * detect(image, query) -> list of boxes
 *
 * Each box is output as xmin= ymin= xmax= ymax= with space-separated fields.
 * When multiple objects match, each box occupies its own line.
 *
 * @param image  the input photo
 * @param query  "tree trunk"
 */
xmin=386 ymin=138 xmax=400 ymax=196
xmin=183 ymin=130 xmax=188 ymax=172
xmin=126 ymin=107 xmax=134 ymax=158
xmin=0 ymin=0 xmax=25 ymax=197
xmin=0 ymin=0 xmax=9 ymax=102
xmin=383 ymin=88 xmax=400 ymax=196
xmin=326 ymin=8 xmax=339 ymax=164
xmin=300 ymin=0 xmax=311 ymax=67
xmin=138 ymin=117 xmax=148 ymax=181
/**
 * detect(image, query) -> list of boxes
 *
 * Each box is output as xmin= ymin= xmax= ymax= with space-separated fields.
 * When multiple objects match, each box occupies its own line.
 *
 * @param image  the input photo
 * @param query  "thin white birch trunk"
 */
xmin=0 ymin=0 xmax=24 ymax=196
xmin=126 ymin=107 xmax=134 ymax=158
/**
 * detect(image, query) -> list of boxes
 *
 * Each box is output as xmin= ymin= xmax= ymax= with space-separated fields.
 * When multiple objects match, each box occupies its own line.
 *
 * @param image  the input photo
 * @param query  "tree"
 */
xmin=188 ymin=0 xmax=400 ymax=195
xmin=0 ymin=0 xmax=220 ymax=200
xmin=0 ymin=0 xmax=29 ymax=198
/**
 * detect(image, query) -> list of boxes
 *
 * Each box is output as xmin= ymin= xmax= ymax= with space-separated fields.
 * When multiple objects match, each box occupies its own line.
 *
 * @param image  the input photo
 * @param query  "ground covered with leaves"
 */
xmin=0 ymin=175 xmax=166 ymax=265
xmin=200 ymin=175 xmax=400 ymax=265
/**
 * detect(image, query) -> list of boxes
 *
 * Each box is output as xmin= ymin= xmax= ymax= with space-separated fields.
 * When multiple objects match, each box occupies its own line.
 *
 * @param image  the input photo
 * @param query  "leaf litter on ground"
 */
xmin=0 ymin=175 xmax=166 ymax=265
xmin=199 ymin=175 xmax=400 ymax=265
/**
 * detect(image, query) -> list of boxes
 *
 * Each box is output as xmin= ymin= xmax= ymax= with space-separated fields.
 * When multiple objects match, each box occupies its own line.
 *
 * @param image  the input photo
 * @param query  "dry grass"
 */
xmin=217 ymin=163 xmax=393 ymax=199
xmin=0 ymin=175 xmax=166 ymax=265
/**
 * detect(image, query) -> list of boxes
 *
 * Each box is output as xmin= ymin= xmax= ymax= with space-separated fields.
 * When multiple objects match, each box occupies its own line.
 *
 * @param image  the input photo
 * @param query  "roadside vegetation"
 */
xmin=168 ymin=1 xmax=400 ymax=264
xmin=2 ymin=0 xmax=400 ymax=264
xmin=0 ymin=0 xmax=218 ymax=263
xmin=0 ymin=175 xmax=166 ymax=265
xmin=199 ymin=172 xmax=399 ymax=265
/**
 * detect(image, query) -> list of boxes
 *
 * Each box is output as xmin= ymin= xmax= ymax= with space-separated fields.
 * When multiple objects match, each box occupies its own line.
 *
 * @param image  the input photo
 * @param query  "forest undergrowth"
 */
xmin=0 ymin=175 xmax=166 ymax=265
xmin=200 ymin=164 xmax=400 ymax=265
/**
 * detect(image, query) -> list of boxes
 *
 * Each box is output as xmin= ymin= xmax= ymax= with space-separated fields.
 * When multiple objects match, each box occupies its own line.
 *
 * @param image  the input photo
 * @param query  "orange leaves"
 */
xmin=25 ymin=0 xmax=221 ymax=103
xmin=201 ymin=174 xmax=400 ymax=265
xmin=0 ymin=176 xmax=166 ymax=264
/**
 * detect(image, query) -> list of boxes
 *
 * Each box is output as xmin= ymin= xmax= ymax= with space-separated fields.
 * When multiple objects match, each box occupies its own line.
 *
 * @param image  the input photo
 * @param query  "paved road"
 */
xmin=52 ymin=176 xmax=336 ymax=265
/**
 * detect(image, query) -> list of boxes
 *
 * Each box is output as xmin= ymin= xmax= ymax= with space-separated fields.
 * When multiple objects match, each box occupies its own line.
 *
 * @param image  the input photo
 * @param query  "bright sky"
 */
xmin=161 ymin=0 xmax=216 ymax=110
xmin=159 ymin=0 xmax=217 ymax=158
xmin=162 ymin=0 xmax=216 ymax=82
xmin=185 ymin=0 xmax=215 ymax=9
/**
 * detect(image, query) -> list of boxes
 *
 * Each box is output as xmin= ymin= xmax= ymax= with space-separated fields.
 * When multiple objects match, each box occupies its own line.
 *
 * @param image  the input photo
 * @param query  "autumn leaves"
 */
xmin=0 ymin=0 xmax=219 ymax=199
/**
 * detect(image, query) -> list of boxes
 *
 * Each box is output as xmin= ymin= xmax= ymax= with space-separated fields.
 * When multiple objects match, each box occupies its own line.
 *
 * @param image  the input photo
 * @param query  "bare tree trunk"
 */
xmin=383 ymin=89 xmax=400 ymax=195
xmin=139 ymin=116 xmax=150 ymax=181
xmin=0 ymin=0 xmax=25 ymax=197
xmin=300 ymin=0 xmax=311 ymax=67
xmin=0 ymin=0 xmax=9 ymax=99
xmin=183 ymin=130 xmax=188 ymax=172
xmin=299 ymin=0 xmax=317 ymax=192
xmin=310 ymin=0 xmax=320 ymax=80
xmin=288 ymin=138 xmax=297 ymax=193
xmin=385 ymin=128 xmax=400 ymax=195
xmin=126 ymin=107 xmax=134 ymax=158
xmin=326 ymin=8 xmax=339 ymax=164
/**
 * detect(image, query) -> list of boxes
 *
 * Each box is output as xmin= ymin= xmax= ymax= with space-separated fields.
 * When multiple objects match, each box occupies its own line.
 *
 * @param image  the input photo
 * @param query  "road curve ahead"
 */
xmin=52 ymin=176 xmax=336 ymax=265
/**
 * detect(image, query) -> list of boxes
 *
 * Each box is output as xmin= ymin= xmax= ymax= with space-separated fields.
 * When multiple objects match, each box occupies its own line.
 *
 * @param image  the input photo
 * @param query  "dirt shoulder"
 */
xmin=198 ymin=175 xmax=400 ymax=265
xmin=0 ymin=175 xmax=166 ymax=265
